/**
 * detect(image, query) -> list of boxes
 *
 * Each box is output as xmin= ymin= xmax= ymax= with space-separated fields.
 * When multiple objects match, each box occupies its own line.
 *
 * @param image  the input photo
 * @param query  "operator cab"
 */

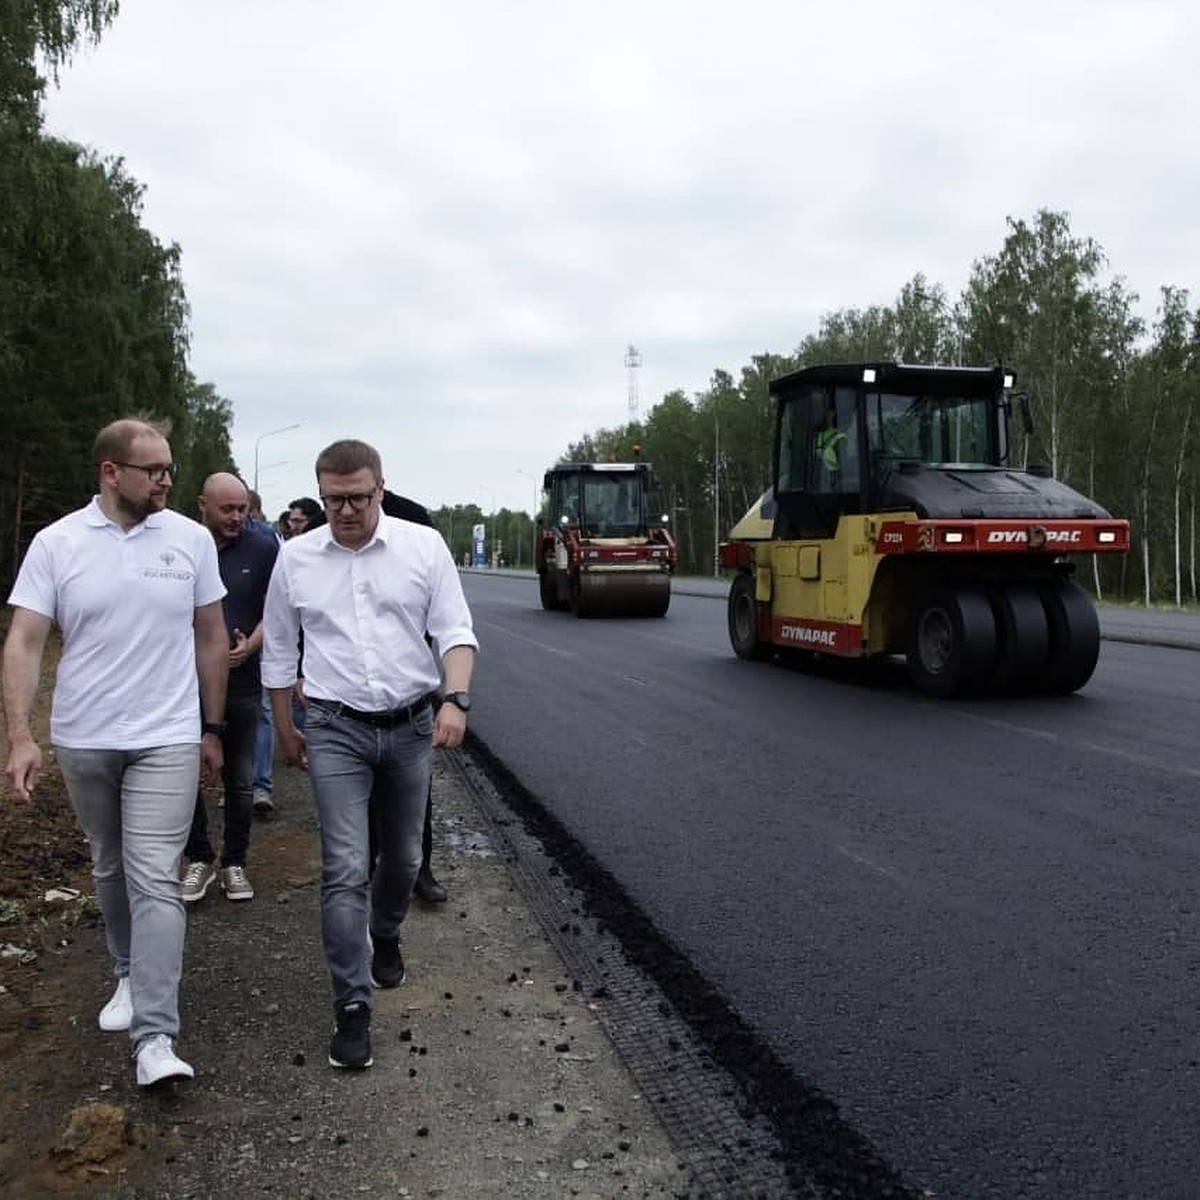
xmin=542 ymin=463 xmax=661 ymax=539
xmin=769 ymin=362 xmax=1019 ymax=538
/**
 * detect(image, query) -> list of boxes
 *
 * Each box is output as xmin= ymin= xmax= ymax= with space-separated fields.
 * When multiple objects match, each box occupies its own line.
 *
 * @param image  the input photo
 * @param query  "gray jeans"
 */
xmin=303 ymin=701 xmax=433 ymax=1009
xmin=55 ymin=743 xmax=199 ymax=1048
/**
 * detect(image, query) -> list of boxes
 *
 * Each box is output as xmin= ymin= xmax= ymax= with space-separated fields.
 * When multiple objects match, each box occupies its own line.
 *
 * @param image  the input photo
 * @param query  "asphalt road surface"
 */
xmin=460 ymin=572 xmax=1200 ymax=1199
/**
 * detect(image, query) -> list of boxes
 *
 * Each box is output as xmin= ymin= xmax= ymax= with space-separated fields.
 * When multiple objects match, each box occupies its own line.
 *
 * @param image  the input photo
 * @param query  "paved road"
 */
xmin=462 ymin=570 xmax=1200 ymax=1198
xmin=480 ymin=567 xmax=1200 ymax=651
xmin=673 ymin=572 xmax=1200 ymax=651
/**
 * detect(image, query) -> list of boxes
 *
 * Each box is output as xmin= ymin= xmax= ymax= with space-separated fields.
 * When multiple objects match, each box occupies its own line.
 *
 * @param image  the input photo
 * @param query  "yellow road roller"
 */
xmin=720 ymin=361 xmax=1131 ymax=696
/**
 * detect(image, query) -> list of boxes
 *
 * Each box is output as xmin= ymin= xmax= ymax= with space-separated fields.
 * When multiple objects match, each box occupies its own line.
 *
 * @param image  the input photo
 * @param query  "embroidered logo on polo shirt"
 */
xmin=142 ymin=566 xmax=195 ymax=580
xmin=142 ymin=550 xmax=194 ymax=581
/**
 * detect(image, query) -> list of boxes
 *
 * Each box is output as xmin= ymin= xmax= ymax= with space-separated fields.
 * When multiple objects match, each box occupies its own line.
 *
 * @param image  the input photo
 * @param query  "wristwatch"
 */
xmin=202 ymin=721 xmax=227 ymax=736
xmin=443 ymin=692 xmax=471 ymax=713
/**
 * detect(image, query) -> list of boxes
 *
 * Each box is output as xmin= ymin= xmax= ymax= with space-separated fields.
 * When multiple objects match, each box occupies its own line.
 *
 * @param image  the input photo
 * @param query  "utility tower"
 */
xmin=624 ymin=344 xmax=641 ymax=419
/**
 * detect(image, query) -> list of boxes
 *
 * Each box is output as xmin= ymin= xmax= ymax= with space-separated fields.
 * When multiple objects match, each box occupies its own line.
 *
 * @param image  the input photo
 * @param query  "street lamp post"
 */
xmin=253 ymin=424 xmax=301 ymax=493
xmin=478 ymin=491 xmax=496 ymax=568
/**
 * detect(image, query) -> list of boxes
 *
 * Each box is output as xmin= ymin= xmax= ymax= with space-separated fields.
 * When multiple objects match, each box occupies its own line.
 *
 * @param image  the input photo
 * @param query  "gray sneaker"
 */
xmin=252 ymin=788 xmax=274 ymax=815
xmin=220 ymin=865 xmax=254 ymax=901
xmin=181 ymin=861 xmax=216 ymax=903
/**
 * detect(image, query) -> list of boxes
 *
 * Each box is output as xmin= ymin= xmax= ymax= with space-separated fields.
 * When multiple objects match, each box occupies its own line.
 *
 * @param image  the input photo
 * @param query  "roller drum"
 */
xmin=573 ymin=570 xmax=670 ymax=617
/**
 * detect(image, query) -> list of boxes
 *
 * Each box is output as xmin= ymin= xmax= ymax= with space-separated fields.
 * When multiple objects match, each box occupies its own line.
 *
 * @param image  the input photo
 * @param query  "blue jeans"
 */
xmin=304 ymin=701 xmax=433 ymax=1009
xmin=54 ymin=743 xmax=199 ymax=1047
xmin=185 ymin=690 xmax=259 ymax=866
xmin=251 ymin=690 xmax=273 ymax=795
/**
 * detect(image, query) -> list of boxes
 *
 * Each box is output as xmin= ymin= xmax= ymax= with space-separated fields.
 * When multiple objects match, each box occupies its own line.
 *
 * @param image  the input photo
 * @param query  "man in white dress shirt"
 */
xmin=261 ymin=439 xmax=477 ymax=1070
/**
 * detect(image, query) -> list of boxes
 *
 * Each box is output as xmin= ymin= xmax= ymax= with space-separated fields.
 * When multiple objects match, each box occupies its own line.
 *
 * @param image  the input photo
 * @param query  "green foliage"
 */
xmin=171 ymin=377 xmax=238 ymax=510
xmin=429 ymin=504 xmax=538 ymax=570
xmin=1 ymin=1 xmax=119 ymax=118
xmin=0 ymin=130 xmax=190 ymax=579
xmin=0 ymin=0 xmax=237 ymax=587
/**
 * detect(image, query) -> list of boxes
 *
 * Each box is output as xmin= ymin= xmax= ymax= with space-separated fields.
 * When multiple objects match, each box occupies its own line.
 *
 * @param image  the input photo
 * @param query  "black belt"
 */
xmin=308 ymin=694 xmax=435 ymax=728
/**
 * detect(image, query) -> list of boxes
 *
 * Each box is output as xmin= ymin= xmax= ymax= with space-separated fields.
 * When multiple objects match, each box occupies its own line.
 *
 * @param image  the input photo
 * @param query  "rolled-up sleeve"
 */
xmin=426 ymin=540 xmax=478 ymax=656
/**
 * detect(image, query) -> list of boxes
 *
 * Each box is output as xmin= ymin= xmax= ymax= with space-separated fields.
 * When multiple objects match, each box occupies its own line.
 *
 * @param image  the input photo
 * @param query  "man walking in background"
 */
xmin=262 ymin=439 xmax=476 ymax=1071
xmin=3 ymin=418 xmax=227 ymax=1087
xmin=245 ymin=490 xmax=276 ymax=539
xmin=287 ymin=496 xmax=323 ymax=538
xmin=381 ymin=488 xmax=451 ymax=904
xmin=244 ymin=488 xmax=282 ymax=815
xmin=181 ymin=473 xmax=278 ymax=903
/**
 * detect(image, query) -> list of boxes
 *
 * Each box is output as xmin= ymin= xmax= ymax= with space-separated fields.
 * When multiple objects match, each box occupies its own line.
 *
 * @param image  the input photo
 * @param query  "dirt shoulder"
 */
xmin=0 ymin=672 xmax=689 ymax=1198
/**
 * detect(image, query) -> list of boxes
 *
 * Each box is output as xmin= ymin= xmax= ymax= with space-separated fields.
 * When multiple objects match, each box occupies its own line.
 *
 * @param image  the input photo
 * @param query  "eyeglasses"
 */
xmin=320 ymin=491 xmax=376 ymax=513
xmin=111 ymin=461 xmax=178 ymax=483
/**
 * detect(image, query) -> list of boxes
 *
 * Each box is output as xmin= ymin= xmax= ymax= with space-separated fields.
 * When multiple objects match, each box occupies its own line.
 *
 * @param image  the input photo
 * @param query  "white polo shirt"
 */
xmin=7 ymin=498 xmax=226 ymax=750
xmin=261 ymin=514 xmax=478 ymax=710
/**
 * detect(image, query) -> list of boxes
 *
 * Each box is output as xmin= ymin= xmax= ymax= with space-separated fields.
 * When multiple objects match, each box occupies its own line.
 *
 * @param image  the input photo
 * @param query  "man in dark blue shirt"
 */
xmin=182 ymin=473 xmax=279 ymax=903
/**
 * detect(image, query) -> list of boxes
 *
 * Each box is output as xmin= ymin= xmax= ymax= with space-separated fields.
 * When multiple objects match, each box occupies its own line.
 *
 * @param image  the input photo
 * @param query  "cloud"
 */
xmin=41 ymin=0 xmax=1200 ymax=514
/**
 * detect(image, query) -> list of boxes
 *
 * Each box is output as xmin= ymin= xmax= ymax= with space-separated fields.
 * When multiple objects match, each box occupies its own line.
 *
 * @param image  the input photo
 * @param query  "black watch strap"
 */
xmin=202 ymin=721 xmax=227 ymax=736
xmin=444 ymin=692 xmax=471 ymax=713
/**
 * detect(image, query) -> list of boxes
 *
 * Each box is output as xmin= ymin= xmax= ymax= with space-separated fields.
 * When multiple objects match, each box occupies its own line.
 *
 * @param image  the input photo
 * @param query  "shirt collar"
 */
xmin=85 ymin=495 xmax=166 ymax=534
xmin=321 ymin=513 xmax=392 ymax=553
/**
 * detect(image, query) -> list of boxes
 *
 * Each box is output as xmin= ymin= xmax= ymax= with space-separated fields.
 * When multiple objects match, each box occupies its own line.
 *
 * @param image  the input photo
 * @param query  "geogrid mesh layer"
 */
xmin=446 ymin=749 xmax=805 ymax=1199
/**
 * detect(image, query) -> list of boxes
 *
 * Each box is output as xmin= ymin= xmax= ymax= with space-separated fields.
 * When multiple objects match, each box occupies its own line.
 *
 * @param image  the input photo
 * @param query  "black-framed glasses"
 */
xmin=320 ymin=491 xmax=376 ymax=513
xmin=111 ymin=460 xmax=178 ymax=483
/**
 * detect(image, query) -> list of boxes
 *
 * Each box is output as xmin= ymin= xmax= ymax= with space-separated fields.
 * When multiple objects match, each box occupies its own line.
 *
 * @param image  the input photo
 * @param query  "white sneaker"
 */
xmin=220 ymin=865 xmax=254 ymax=901
xmin=181 ymin=861 xmax=216 ymax=903
xmin=135 ymin=1034 xmax=194 ymax=1087
xmin=98 ymin=977 xmax=132 ymax=1032
xmin=252 ymin=788 xmax=274 ymax=814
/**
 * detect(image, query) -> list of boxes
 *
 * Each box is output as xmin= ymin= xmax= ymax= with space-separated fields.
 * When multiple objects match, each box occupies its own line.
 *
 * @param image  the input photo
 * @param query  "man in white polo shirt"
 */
xmin=2 ymin=418 xmax=229 ymax=1088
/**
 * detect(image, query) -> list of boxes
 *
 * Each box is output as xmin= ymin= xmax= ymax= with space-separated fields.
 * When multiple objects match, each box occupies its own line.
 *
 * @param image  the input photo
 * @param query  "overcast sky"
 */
xmin=42 ymin=0 xmax=1199 ymax=519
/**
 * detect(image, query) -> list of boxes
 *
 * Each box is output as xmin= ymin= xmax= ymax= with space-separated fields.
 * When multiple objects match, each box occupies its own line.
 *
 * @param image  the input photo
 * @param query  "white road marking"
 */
xmin=834 ymin=844 xmax=907 ymax=884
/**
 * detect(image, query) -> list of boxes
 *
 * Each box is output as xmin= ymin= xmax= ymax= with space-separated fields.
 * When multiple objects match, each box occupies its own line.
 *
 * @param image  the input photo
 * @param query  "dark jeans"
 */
xmin=185 ymin=690 xmax=260 ymax=867
xmin=369 ymin=781 xmax=434 ymax=877
xmin=252 ymin=690 xmax=273 ymax=794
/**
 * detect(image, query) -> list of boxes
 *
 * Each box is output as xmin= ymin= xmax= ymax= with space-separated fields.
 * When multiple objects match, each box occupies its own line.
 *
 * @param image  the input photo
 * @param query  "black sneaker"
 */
xmin=413 ymin=869 xmax=448 ymax=904
xmin=329 ymin=1001 xmax=372 ymax=1069
xmin=370 ymin=935 xmax=406 ymax=989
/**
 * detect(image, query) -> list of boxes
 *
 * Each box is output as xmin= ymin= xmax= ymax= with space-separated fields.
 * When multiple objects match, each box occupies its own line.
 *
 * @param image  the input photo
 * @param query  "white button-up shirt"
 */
xmin=261 ymin=514 xmax=477 ymax=711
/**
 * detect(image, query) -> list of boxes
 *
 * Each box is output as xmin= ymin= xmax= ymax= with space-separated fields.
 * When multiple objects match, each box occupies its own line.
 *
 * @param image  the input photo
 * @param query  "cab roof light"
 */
xmin=862 ymin=368 xmax=877 ymax=384
xmin=1002 ymin=372 xmax=1015 ymax=389
xmin=1098 ymin=530 xmax=1117 ymax=544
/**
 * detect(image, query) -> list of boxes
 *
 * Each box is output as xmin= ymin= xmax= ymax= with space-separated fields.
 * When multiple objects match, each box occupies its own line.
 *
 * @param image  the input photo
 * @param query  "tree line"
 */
xmin=5 ymin=8 xmax=1198 ymax=607
xmin=533 ymin=211 xmax=1198 ymax=604
xmin=1 ymin=1 xmax=236 ymax=590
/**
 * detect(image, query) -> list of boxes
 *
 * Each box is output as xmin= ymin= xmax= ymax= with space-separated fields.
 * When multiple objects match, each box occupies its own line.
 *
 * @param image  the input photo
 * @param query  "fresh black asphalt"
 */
xmin=461 ymin=572 xmax=1200 ymax=1199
